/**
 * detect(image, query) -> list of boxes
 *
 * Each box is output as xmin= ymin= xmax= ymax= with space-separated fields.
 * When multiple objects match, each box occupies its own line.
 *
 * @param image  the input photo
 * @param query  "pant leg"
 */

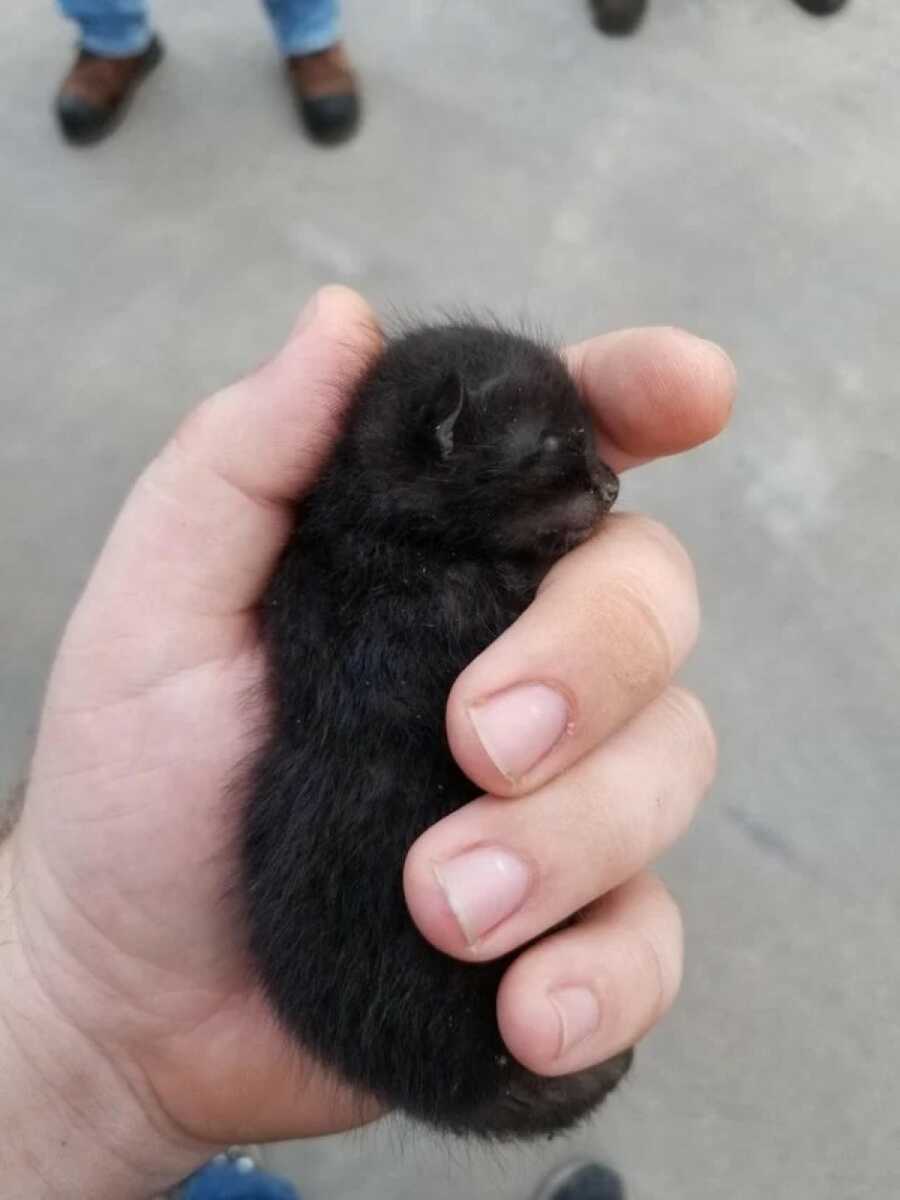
xmin=57 ymin=0 xmax=154 ymax=56
xmin=260 ymin=0 xmax=341 ymax=56
xmin=179 ymin=1157 xmax=299 ymax=1199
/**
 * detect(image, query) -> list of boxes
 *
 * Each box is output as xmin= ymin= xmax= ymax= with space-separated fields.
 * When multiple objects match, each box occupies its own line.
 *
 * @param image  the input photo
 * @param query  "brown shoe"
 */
xmin=286 ymin=42 xmax=360 ymax=145
xmin=55 ymin=35 xmax=164 ymax=145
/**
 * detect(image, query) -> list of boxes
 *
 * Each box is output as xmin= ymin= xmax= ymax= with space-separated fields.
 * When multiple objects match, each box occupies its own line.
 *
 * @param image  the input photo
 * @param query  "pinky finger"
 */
xmin=497 ymin=873 xmax=683 ymax=1078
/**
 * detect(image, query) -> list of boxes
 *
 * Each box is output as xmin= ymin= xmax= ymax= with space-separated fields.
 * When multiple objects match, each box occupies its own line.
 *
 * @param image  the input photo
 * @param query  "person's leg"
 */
xmin=166 ymin=1149 xmax=299 ymax=1200
xmin=261 ymin=0 xmax=360 ymax=145
xmin=261 ymin=0 xmax=340 ymax=57
xmin=55 ymin=0 xmax=163 ymax=145
xmin=57 ymin=0 xmax=154 ymax=57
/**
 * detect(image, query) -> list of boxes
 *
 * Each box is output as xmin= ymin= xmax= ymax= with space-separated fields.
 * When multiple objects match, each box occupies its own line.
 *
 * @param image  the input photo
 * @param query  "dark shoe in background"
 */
xmin=55 ymin=35 xmax=163 ymax=145
xmin=589 ymin=0 xmax=648 ymax=36
xmin=286 ymin=43 xmax=360 ymax=145
xmin=790 ymin=0 xmax=849 ymax=12
xmin=533 ymin=1160 xmax=626 ymax=1200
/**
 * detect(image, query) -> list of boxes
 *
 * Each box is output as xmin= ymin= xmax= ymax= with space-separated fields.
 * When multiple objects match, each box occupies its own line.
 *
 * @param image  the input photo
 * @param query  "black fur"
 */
xmin=241 ymin=321 xmax=630 ymax=1139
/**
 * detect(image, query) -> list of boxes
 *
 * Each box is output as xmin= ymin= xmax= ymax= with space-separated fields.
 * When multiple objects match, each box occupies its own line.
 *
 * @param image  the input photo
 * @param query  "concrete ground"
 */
xmin=2 ymin=1 xmax=899 ymax=1197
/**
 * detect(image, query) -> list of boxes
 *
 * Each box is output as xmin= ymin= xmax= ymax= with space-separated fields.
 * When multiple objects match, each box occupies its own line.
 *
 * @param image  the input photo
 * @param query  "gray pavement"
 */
xmin=2 ymin=1 xmax=899 ymax=1198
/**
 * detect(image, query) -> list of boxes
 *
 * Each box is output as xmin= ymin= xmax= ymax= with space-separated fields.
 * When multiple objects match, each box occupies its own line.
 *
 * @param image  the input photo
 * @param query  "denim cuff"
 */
xmin=179 ymin=1158 xmax=298 ymax=1200
xmin=276 ymin=19 xmax=342 ymax=58
xmin=78 ymin=18 xmax=154 ymax=57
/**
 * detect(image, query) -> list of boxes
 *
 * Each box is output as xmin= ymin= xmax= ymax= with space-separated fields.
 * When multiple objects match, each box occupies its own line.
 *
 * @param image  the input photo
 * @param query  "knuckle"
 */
xmin=171 ymin=396 xmax=214 ymax=456
xmin=664 ymin=687 xmax=718 ymax=788
xmin=620 ymin=927 xmax=670 ymax=1029
xmin=628 ymin=898 xmax=683 ymax=1025
xmin=630 ymin=514 xmax=697 ymax=597
xmin=172 ymin=382 xmax=240 ymax=452
xmin=607 ymin=515 xmax=700 ymax=660
xmin=596 ymin=803 xmax=646 ymax=886
xmin=602 ymin=573 xmax=676 ymax=699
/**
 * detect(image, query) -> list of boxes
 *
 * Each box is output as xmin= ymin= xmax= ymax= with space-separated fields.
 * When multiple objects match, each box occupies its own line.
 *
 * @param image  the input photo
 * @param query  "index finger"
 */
xmin=564 ymin=326 xmax=736 ymax=473
xmin=69 ymin=287 xmax=382 ymax=637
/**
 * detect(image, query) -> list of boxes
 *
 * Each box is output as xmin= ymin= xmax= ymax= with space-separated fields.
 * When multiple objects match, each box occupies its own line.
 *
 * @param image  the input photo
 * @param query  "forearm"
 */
xmin=0 ymin=840 xmax=203 ymax=1200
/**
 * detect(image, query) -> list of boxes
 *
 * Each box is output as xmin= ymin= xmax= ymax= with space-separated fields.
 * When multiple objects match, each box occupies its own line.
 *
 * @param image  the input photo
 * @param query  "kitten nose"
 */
xmin=594 ymin=471 xmax=619 ymax=510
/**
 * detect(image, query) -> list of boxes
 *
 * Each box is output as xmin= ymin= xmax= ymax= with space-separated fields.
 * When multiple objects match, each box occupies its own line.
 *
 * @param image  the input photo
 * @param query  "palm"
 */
xmin=13 ymin=294 xmax=388 ymax=1145
xmin=24 ymin=593 xmax=373 ymax=1143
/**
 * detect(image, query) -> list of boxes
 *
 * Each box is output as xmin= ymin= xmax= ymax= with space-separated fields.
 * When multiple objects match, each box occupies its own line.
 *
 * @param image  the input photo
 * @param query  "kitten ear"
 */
xmin=429 ymin=373 xmax=468 ymax=459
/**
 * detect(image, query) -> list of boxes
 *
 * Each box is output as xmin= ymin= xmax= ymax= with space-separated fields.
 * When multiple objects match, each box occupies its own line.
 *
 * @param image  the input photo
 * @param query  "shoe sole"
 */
xmin=591 ymin=1 xmax=648 ymax=35
xmin=793 ymin=0 xmax=848 ymax=11
xmin=294 ymin=90 xmax=362 ymax=147
xmin=58 ymin=34 xmax=164 ymax=147
xmin=301 ymin=111 xmax=361 ymax=146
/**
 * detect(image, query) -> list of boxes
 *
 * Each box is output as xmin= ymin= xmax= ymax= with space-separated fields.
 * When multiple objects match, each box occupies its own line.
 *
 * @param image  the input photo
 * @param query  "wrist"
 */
xmin=0 ymin=838 xmax=209 ymax=1200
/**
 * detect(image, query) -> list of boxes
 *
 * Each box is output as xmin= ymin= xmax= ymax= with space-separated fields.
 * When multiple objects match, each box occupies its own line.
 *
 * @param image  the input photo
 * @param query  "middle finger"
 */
xmin=406 ymin=686 xmax=715 ymax=961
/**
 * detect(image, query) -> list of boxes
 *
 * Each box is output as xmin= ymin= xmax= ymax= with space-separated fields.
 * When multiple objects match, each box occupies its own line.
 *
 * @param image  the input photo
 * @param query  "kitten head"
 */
xmin=349 ymin=326 xmax=619 ymax=560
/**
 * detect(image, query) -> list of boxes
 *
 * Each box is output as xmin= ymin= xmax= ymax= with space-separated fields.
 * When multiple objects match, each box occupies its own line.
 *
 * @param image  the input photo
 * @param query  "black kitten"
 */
xmin=241 ymin=321 xmax=629 ymax=1140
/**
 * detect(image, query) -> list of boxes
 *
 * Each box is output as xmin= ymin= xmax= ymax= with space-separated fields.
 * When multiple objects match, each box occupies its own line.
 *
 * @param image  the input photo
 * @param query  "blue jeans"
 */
xmin=178 ymin=1156 xmax=299 ymax=1200
xmin=57 ymin=0 xmax=340 ymax=57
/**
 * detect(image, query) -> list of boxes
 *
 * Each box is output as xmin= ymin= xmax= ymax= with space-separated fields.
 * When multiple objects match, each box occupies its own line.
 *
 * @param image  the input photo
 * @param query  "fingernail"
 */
xmin=468 ymin=684 xmax=570 ymax=781
xmin=549 ymin=986 xmax=601 ymax=1057
xmin=700 ymin=337 xmax=737 ymax=384
xmin=296 ymin=290 xmax=320 ymax=331
xmin=432 ymin=846 xmax=532 ymax=947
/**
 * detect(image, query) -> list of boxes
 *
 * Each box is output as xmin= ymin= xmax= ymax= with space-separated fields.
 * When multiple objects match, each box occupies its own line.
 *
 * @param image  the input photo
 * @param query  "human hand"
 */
xmin=0 ymin=288 xmax=733 ymax=1198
